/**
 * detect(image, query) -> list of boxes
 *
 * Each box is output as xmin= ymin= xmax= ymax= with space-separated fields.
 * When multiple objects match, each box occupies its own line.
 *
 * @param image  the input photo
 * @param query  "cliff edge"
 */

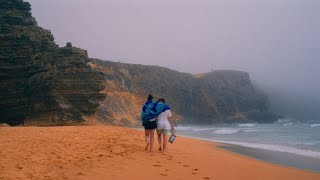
xmin=90 ymin=59 xmax=278 ymax=126
xmin=0 ymin=0 xmax=106 ymax=126
xmin=0 ymin=0 xmax=277 ymax=126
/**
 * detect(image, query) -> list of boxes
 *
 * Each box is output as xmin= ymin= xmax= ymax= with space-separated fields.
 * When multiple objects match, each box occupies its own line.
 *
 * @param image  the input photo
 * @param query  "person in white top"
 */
xmin=156 ymin=98 xmax=174 ymax=152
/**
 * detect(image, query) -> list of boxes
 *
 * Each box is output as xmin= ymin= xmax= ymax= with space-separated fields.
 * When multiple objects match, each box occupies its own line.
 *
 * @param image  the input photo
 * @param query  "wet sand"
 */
xmin=220 ymin=144 xmax=320 ymax=173
xmin=0 ymin=125 xmax=319 ymax=180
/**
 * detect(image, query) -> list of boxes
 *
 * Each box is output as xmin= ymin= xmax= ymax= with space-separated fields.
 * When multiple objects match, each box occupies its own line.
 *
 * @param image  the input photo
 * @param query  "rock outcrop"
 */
xmin=90 ymin=59 xmax=278 ymax=126
xmin=0 ymin=0 xmax=277 ymax=126
xmin=0 ymin=0 xmax=106 ymax=126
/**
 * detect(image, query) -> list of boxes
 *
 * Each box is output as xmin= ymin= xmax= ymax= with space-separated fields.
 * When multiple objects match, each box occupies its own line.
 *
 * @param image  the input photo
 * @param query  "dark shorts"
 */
xmin=143 ymin=120 xmax=157 ymax=130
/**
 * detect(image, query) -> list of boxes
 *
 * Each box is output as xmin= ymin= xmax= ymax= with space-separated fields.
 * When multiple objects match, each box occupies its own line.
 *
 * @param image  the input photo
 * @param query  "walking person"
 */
xmin=156 ymin=98 xmax=174 ymax=152
xmin=141 ymin=94 xmax=157 ymax=152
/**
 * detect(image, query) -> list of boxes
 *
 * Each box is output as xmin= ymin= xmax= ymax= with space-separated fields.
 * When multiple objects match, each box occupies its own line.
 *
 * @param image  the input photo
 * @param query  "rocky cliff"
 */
xmin=90 ymin=59 xmax=278 ymax=126
xmin=0 ymin=0 xmax=277 ymax=126
xmin=0 ymin=0 xmax=106 ymax=126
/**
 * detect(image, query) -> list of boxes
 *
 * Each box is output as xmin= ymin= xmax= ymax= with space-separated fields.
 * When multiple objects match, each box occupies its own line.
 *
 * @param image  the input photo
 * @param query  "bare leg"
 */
xmin=144 ymin=130 xmax=150 ymax=150
xmin=157 ymin=132 xmax=162 ymax=151
xmin=162 ymin=134 xmax=168 ymax=152
xmin=149 ymin=129 xmax=155 ymax=152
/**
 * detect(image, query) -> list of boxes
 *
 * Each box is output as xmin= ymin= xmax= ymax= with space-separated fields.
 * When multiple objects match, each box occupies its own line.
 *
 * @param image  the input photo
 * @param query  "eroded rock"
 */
xmin=91 ymin=59 xmax=278 ymax=125
xmin=0 ymin=0 xmax=106 ymax=126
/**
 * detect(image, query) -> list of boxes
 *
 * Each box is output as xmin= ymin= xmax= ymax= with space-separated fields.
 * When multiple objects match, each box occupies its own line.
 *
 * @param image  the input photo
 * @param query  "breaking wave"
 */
xmin=213 ymin=129 xmax=240 ymax=135
xmin=311 ymin=124 xmax=320 ymax=128
xmin=283 ymin=123 xmax=293 ymax=126
xmin=238 ymin=123 xmax=256 ymax=127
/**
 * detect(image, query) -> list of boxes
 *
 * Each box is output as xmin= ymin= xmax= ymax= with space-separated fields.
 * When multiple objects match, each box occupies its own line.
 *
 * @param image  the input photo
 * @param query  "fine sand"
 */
xmin=0 ymin=126 xmax=319 ymax=180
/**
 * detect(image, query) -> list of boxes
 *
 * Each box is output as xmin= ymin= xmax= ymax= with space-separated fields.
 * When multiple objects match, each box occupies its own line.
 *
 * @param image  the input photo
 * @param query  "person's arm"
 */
xmin=168 ymin=116 xmax=174 ymax=130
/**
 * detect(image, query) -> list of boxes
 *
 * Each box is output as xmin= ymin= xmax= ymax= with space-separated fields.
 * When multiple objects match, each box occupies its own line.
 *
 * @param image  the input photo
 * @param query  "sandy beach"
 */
xmin=0 ymin=126 xmax=319 ymax=180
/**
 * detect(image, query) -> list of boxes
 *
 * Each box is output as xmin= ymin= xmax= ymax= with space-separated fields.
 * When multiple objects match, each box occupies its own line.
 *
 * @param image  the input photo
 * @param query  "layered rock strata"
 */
xmin=91 ymin=59 xmax=278 ymax=125
xmin=0 ymin=0 xmax=277 ymax=126
xmin=0 ymin=0 xmax=106 ymax=126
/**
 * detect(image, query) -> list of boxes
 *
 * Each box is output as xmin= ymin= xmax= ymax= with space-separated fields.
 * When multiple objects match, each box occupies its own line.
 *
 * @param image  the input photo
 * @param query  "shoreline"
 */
xmin=175 ymin=134 xmax=320 ymax=173
xmin=219 ymin=144 xmax=320 ymax=173
xmin=1 ymin=125 xmax=319 ymax=180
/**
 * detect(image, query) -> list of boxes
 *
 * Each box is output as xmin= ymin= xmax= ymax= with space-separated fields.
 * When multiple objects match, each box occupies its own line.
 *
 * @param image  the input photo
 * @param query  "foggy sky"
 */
xmin=26 ymin=0 xmax=319 ymax=97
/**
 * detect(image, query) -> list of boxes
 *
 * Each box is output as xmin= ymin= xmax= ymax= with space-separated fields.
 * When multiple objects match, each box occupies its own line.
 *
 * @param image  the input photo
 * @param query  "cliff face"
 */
xmin=91 ymin=59 xmax=278 ymax=126
xmin=0 ymin=0 xmax=277 ymax=126
xmin=0 ymin=0 xmax=106 ymax=126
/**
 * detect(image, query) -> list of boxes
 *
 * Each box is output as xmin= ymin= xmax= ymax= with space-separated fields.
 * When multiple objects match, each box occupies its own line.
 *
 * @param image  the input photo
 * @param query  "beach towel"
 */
xmin=141 ymin=100 xmax=170 ymax=124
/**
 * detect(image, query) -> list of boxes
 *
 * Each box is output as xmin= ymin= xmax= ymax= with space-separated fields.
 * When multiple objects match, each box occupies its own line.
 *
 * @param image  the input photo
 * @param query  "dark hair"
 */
xmin=158 ymin=98 xmax=165 ymax=103
xmin=147 ymin=94 xmax=153 ymax=101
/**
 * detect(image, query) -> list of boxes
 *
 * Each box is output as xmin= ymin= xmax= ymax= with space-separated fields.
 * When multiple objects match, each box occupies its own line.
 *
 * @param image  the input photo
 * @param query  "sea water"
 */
xmin=176 ymin=119 xmax=320 ymax=159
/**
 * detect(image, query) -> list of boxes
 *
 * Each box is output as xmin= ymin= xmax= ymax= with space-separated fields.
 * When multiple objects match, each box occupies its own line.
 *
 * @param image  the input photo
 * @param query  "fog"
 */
xmin=26 ymin=0 xmax=320 ymax=120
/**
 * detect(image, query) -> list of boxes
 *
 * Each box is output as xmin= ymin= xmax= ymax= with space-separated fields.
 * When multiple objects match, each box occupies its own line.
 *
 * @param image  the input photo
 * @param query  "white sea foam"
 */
xmin=283 ymin=123 xmax=293 ymax=126
xmin=277 ymin=118 xmax=295 ymax=123
xmin=177 ymin=134 xmax=320 ymax=159
xmin=287 ymin=141 xmax=319 ymax=146
xmin=242 ymin=129 xmax=260 ymax=132
xmin=238 ymin=123 xmax=255 ymax=127
xmin=311 ymin=124 xmax=320 ymax=127
xmin=175 ymin=126 xmax=193 ymax=131
xmin=212 ymin=140 xmax=320 ymax=159
xmin=192 ymin=128 xmax=214 ymax=132
xmin=176 ymin=123 xmax=320 ymax=159
xmin=213 ymin=129 xmax=240 ymax=135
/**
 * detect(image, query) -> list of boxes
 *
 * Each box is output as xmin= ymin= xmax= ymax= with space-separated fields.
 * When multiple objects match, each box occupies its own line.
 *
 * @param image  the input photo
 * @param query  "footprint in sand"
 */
xmin=160 ymin=173 xmax=168 ymax=176
xmin=183 ymin=165 xmax=190 ymax=167
xmin=203 ymin=177 xmax=210 ymax=179
xmin=192 ymin=169 xmax=199 ymax=174
xmin=177 ymin=161 xmax=182 ymax=164
xmin=98 ymin=154 xmax=104 ymax=157
xmin=153 ymin=164 xmax=162 ymax=167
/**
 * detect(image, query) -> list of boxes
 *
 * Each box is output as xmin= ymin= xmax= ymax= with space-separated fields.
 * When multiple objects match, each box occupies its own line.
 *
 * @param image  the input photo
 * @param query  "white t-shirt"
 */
xmin=157 ymin=110 xmax=172 ymax=129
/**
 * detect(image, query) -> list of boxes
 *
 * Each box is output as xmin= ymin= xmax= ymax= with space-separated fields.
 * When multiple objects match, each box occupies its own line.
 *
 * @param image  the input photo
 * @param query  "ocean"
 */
xmin=175 ymin=119 xmax=320 ymax=159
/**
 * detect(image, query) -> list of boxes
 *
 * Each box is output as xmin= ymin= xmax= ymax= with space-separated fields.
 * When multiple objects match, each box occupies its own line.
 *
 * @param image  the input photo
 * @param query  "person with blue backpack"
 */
xmin=141 ymin=94 xmax=170 ymax=152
